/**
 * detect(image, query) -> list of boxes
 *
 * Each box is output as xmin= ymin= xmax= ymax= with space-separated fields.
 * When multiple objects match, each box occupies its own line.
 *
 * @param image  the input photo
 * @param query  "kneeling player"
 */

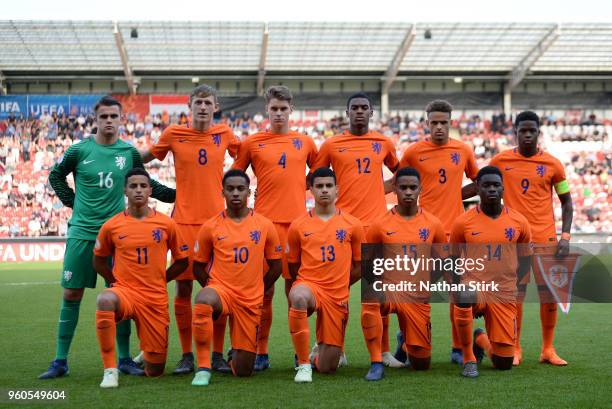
xmin=191 ymin=170 xmax=282 ymax=386
xmin=287 ymin=167 xmax=364 ymax=383
xmin=361 ymin=167 xmax=446 ymax=380
xmin=93 ymin=168 xmax=189 ymax=388
xmin=449 ymin=166 xmax=532 ymax=378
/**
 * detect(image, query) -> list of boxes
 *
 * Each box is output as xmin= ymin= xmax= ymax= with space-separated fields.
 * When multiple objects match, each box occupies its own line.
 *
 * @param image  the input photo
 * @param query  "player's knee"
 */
xmin=194 ymin=289 xmax=216 ymax=306
xmin=63 ymin=287 xmax=84 ymax=302
xmin=407 ymin=346 xmax=431 ymax=370
xmin=288 ymin=289 xmax=310 ymax=310
xmin=96 ymin=291 xmax=118 ymax=311
xmin=176 ymin=280 xmax=193 ymax=298
xmin=145 ymin=364 xmax=165 ymax=377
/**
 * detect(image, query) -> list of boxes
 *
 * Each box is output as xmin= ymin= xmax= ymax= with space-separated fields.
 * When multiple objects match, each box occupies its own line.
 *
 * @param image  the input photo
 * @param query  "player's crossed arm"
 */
xmin=193 ymin=224 xmax=214 ymax=288
xmin=165 ymin=221 xmax=190 ymax=282
xmin=349 ymin=223 xmax=365 ymax=285
xmin=263 ymin=219 xmax=283 ymax=291
xmin=92 ymin=224 xmax=115 ymax=284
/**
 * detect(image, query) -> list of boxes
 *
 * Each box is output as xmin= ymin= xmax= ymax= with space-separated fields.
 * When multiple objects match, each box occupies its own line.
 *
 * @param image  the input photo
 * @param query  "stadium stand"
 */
xmin=1 ymin=110 xmax=609 ymax=237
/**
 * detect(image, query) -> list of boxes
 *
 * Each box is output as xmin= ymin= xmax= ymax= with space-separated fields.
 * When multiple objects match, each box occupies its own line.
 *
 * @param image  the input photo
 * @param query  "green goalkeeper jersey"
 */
xmin=49 ymin=136 xmax=175 ymax=240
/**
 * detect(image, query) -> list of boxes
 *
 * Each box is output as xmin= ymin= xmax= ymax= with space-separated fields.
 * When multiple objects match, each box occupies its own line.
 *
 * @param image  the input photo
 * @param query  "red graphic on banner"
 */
xmin=534 ymin=253 xmax=581 ymax=314
xmin=112 ymin=94 xmax=150 ymax=121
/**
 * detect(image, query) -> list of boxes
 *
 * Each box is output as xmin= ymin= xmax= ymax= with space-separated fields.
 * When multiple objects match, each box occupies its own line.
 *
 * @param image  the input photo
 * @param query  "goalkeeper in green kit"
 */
xmin=39 ymin=96 xmax=176 ymax=379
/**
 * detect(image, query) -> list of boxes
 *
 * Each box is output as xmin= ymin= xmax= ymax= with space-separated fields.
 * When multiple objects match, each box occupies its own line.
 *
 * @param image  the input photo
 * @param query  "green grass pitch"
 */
xmin=1 ymin=262 xmax=611 ymax=409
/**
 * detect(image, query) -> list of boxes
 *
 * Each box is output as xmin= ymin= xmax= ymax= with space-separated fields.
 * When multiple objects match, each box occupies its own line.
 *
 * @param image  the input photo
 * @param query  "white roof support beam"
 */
xmin=382 ymin=24 xmax=416 ymax=96
xmin=257 ymin=23 xmax=269 ymax=96
xmin=508 ymin=24 xmax=559 ymax=90
xmin=113 ymin=21 xmax=137 ymax=95
xmin=0 ymin=70 xmax=6 ymax=94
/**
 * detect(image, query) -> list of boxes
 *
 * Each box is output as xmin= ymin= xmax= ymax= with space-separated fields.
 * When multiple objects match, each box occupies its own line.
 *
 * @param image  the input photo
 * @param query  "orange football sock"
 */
xmin=540 ymin=303 xmax=557 ymax=350
xmin=174 ymin=297 xmax=192 ymax=354
xmin=289 ymin=308 xmax=310 ymax=365
xmin=193 ymin=304 xmax=213 ymax=369
xmin=212 ymin=314 xmax=227 ymax=354
xmin=450 ymin=303 xmax=461 ymax=349
xmin=515 ymin=302 xmax=523 ymax=348
xmin=453 ymin=305 xmax=476 ymax=363
xmin=475 ymin=330 xmax=492 ymax=359
xmin=381 ymin=314 xmax=390 ymax=352
xmin=361 ymin=303 xmax=383 ymax=363
xmin=257 ymin=296 xmax=273 ymax=355
xmin=95 ymin=310 xmax=117 ymax=369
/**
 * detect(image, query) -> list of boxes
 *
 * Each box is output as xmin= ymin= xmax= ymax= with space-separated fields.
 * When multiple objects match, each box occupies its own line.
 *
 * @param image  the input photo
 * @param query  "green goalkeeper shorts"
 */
xmin=61 ymin=238 xmax=99 ymax=289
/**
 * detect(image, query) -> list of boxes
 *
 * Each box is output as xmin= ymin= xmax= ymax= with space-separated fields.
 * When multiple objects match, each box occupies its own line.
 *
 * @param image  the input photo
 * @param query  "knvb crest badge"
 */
xmin=336 ymin=229 xmax=347 ymax=243
xmin=292 ymin=138 xmax=303 ymax=150
xmin=115 ymin=156 xmax=126 ymax=170
xmin=371 ymin=142 xmax=382 ymax=155
xmin=152 ymin=229 xmax=162 ymax=243
xmin=212 ymin=134 xmax=221 ymax=147
xmin=250 ymin=230 xmax=261 ymax=244
xmin=536 ymin=164 xmax=546 ymax=177
xmin=451 ymin=152 xmax=460 ymax=165
xmin=504 ymin=227 xmax=515 ymax=241
xmin=419 ymin=228 xmax=430 ymax=242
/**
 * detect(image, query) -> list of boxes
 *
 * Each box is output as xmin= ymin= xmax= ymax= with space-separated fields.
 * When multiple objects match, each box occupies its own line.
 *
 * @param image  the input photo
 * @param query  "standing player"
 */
xmin=310 ymin=93 xmax=402 ymax=367
xmin=190 ymin=170 xmax=282 ymax=386
xmin=232 ymin=85 xmax=317 ymax=371
xmin=450 ymin=166 xmax=532 ymax=378
xmin=93 ymin=168 xmax=188 ymax=388
xmin=140 ymin=85 xmax=240 ymax=374
xmin=395 ymin=100 xmax=479 ymax=365
xmin=489 ymin=111 xmax=573 ymax=366
xmin=361 ymin=167 xmax=446 ymax=381
xmin=40 ymin=96 xmax=175 ymax=379
xmin=287 ymin=168 xmax=364 ymax=383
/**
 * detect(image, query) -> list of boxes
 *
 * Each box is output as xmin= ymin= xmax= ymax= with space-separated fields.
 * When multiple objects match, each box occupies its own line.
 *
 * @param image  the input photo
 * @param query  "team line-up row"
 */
xmin=37 ymin=86 xmax=573 ymax=387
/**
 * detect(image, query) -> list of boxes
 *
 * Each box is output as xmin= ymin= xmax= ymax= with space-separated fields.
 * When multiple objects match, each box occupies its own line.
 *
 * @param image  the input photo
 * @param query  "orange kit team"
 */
xmin=232 ymin=85 xmax=318 ymax=371
xmin=392 ymin=100 xmax=479 ymax=366
xmin=190 ymin=170 xmax=282 ymax=386
xmin=310 ymin=92 xmax=403 ymax=368
xmin=287 ymin=167 xmax=364 ymax=383
xmin=487 ymin=111 xmax=573 ymax=366
xmin=93 ymin=168 xmax=189 ymax=388
xmin=361 ymin=167 xmax=447 ymax=381
xmin=449 ymin=166 xmax=533 ymax=378
xmin=140 ymin=85 xmax=240 ymax=374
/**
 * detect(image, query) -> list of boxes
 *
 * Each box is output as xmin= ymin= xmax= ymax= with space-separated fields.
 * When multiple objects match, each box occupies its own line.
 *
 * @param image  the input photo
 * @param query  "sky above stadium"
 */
xmin=4 ymin=0 xmax=612 ymax=22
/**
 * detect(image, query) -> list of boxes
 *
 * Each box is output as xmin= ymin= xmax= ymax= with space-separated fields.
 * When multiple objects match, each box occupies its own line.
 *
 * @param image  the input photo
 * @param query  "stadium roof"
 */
xmin=1 ymin=21 xmax=611 ymax=75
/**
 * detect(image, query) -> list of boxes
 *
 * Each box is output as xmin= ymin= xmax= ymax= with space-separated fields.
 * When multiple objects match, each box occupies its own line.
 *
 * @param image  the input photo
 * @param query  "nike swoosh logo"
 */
xmin=83 ymin=159 xmax=95 ymax=164
xmin=304 ymin=232 xmax=313 ymax=237
xmin=258 ymin=144 xmax=265 ymax=148
xmin=504 ymin=167 xmax=514 ymax=171
xmin=118 ymin=235 xmax=128 ymax=239
xmin=338 ymin=148 xmax=349 ymax=152
xmin=178 ymin=139 xmax=187 ymax=143
xmin=419 ymin=157 xmax=429 ymax=162
xmin=217 ymin=236 xmax=227 ymax=241
xmin=59 ymin=320 xmax=70 ymax=323
xmin=386 ymin=231 xmax=397 ymax=236
xmin=471 ymin=232 xmax=481 ymax=236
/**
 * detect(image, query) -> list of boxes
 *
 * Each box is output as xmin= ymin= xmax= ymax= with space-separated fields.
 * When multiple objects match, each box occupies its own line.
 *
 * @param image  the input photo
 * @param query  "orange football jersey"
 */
xmin=490 ymin=148 xmax=567 ymax=243
xmin=310 ymin=131 xmax=399 ymax=225
xmin=94 ymin=209 xmax=189 ymax=306
xmin=193 ymin=210 xmax=281 ymax=307
xmin=287 ymin=209 xmax=364 ymax=302
xmin=449 ymin=206 xmax=532 ymax=294
xmin=232 ymin=131 xmax=317 ymax=223
xmin=399 ymin=138 xmax=478 ymax=235
xmin=150 ymin=123 xmax=239 ymax=224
